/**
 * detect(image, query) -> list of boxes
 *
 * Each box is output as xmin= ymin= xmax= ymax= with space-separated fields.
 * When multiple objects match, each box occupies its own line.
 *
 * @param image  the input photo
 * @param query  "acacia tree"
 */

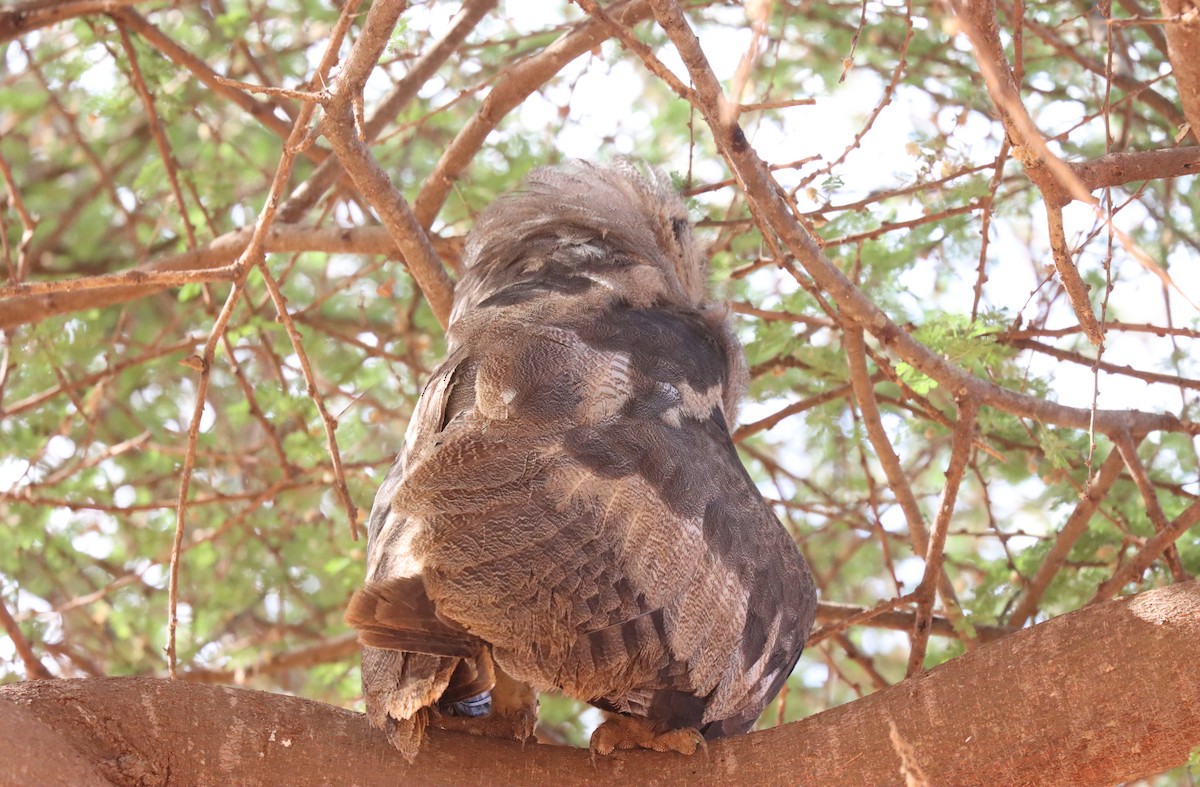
xmin=1 ymin=1 xmax=1199 ymax=784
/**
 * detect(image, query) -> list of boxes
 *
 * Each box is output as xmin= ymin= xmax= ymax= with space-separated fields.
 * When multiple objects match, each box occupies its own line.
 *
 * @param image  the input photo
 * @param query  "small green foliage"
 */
xmin=895 ymin=361 xmax=938 ymax=395
xmin=177 ymin=283 xmax=203 ymax=303
xmin=215 ymin=7 xmax=251 ymax=39
xmin=386 ymin=18 xmax=412 ymax=56
xmin=1188 ymin=744 xmax=1200 ymax=775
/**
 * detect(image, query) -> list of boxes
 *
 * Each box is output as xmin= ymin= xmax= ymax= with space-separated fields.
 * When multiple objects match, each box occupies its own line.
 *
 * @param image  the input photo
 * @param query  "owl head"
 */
xmin=450 ymin=160 xmax=713 ymax=324
xmin=448 ymin=160 xmax=746 ymax=424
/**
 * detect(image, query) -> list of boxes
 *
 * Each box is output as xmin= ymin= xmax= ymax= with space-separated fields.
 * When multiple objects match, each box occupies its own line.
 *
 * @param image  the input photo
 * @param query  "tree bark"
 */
xmin=1160 ymin=0 xmax=1200 ymax=138
xmin=3 ymin=582 xmax=1199 ymax=787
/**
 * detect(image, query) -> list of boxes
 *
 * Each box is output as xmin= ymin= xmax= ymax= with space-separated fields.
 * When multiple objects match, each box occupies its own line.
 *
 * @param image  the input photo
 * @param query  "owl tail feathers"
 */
xmin=380 ymin=709 xmax=428 ymax=764
xmin=361 ymin=646 xmax=457 ymax=761
xmin=346 ymin=578 xmax=483 ymax=657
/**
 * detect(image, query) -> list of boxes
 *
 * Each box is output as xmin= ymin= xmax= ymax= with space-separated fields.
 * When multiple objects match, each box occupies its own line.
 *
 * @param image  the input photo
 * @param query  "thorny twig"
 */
xmin=907 ymin=398 xmax=978 ymax=676
xmin=166 ymin=0 xmax=359 ymax=677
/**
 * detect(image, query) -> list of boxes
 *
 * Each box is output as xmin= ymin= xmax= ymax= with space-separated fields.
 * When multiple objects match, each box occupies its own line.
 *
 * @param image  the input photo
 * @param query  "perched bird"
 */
xmin=346 ymin=161 xmax=817 ymax=761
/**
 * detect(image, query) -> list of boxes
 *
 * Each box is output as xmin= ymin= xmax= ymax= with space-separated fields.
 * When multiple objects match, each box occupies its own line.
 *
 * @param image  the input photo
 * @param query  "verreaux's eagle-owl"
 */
xmin=346 ymin=161 xmax=817 ymax=760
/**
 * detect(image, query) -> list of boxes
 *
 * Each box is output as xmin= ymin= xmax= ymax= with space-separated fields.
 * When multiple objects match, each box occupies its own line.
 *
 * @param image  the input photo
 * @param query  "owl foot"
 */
xmin=589 ymin=714 xmax=707 ymax=762
xmin=489 ymin=662 xmax=540 ymax=742
xmin=433 ymin=708 xmax=537 ymax=742
xmin=433 ymin=659 xmax=539 ymax=743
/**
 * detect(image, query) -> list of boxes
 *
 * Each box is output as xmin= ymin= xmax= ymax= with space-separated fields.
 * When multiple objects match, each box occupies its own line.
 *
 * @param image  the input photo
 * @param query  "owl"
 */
xmin=346 ymin=161 xmax=817 ymax=761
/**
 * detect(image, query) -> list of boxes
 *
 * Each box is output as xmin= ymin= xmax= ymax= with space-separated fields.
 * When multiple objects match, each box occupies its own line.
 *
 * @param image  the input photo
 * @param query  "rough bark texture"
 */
xmin=0 ymin=698 xmax=112 ymax=786
xmin=1161 ymin=0 xmax=1200 ymax=136
xmin=2 ymin=582 xmax=1198 ymax=787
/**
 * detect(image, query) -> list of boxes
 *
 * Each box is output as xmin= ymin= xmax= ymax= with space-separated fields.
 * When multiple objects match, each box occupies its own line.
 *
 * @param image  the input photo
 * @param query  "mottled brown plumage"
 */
xmin=346 ymin=161 xmax=816 ymax=761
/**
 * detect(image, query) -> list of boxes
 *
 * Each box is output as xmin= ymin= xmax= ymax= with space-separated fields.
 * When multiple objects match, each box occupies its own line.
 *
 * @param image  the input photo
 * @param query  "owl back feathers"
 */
xmin=350 ymin=161 xmax=816 ymax=758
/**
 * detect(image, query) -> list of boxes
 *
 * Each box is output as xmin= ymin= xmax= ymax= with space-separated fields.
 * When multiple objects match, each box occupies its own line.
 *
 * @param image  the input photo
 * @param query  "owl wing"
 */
xmin=389 ymin=295 xmax=816 ymax=735
xmin=349 ymin=347 xmax=494 ymax=761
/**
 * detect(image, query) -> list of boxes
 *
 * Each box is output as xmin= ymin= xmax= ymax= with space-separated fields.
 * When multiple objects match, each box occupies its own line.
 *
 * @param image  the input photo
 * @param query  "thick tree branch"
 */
xmin=0 ymin=699 xmax=112 ymax=787
xmin=1160 ymin=0 xmax=1200 ymax=137
xmin=1070 ymin=147 xmax=1200 ymax=191
xmin=4 ymin=582 xmax=1200 ymax=786
xmin=0 ymin=0 xmax=148 ymax=44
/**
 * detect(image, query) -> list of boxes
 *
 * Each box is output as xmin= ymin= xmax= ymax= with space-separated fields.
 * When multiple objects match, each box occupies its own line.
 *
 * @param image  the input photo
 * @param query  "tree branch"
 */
xmin=411 ymin=0 xmax=652 ymax=228
xmin=110 ymin=10 xmax=322 ymax=162
xmin=1011 ymin=1 xmax=1184 ymax=130
xmin=0 ymin=226 xmax=461 ymax=331
xmin=1008 ymin=446 xmax=1126 ymax=627
xmin=0 ymin=0 xmax=149 ymax=44
xmin=843 ymin=325 xmax=930 ymax=552
xmin=1092 ymin=500 xmax=1200 ymax=601
xmin=4 ymin=582 xmax=1200 ymax=786
xmin=952 ymin=0 xmax=1199 ymax=341
xmin=814 ymin=600 xmax=1011 ymax=644
xmin=1070 ymin=147 xmax=1200 ymax=192
xmin=318 ymin=0 xmax=456 ymax=328
xmin=0 ymin=595 xmax=52 ymax=680
xmin=277 ymin=0 xmax=499 ymax=224
xmin=907 ymin=397 xmax=979 ymax=674
xmin=1159 ymin=0 xmax=1200 ymax=138
xmin=1113 ymin=429 xmax=1188 ymax=582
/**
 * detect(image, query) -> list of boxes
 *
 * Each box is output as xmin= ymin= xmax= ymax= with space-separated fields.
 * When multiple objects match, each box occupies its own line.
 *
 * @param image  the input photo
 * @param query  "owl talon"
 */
xmin=589 ymin=714 xmax=705 ymax=759
xmin=432 ymin=707 xmax=537 ymax=743
xmin=514 ymin=708 xmax=538 ymax=745
xmin=654 ymin=727 xmax=707 ymax=757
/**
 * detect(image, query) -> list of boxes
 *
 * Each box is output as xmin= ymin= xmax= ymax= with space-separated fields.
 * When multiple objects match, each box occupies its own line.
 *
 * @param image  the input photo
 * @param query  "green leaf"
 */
xmin=896 ymin=362 xmax=938 ymax=395
xmin=177 ymin=282 xmax=202 ymax=303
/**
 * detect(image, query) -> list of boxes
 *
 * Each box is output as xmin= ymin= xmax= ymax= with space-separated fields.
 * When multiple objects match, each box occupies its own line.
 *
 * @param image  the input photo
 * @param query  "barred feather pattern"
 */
xmin=349 ymin=161 xmax=817 ymax=759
